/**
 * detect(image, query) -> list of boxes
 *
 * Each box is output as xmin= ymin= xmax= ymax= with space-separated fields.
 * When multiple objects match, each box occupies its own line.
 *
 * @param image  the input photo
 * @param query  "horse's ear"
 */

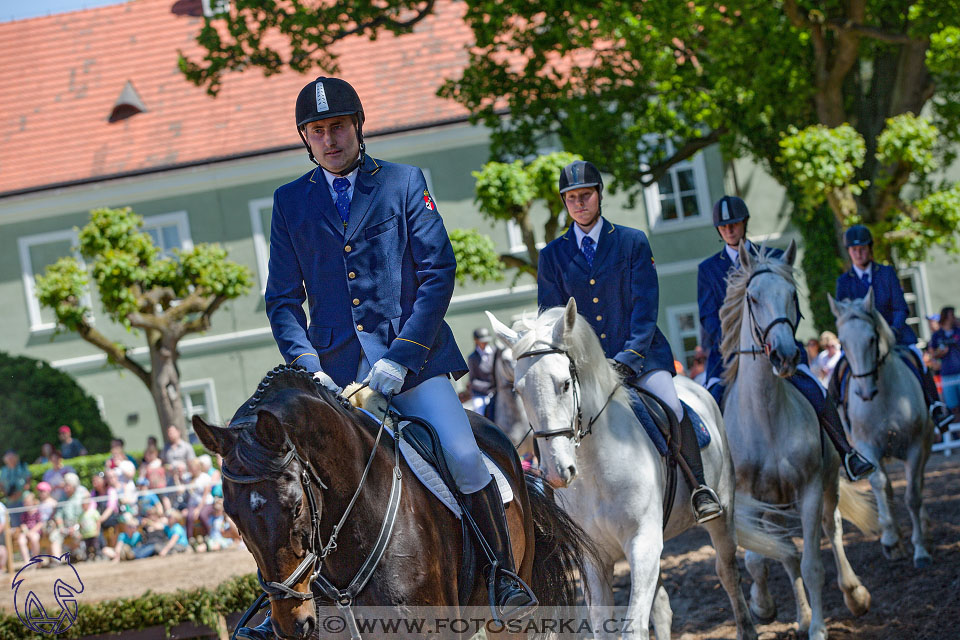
xmin=564 ymin=297 xmax=578 ymax=335
xmin=738 ymin=241 xmax=752 ymax=271
xmin=486 ymin=310 xmax=519 ymax=347
xmin=193 ymin=415 xmax=232 ymax=455
xmin=255 ymin=410 xmax=286 ymax=450
xmin=783 ymin=239 xmax=798 ymax=267
xmin=827 ymin=293 xmax=841 ymax=319
xmin=862 ymin=286 xmax=875 ymax=313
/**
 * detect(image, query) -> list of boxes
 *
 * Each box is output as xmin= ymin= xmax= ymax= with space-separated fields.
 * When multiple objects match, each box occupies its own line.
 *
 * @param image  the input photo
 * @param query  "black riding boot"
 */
xmin=678 ymin=411 xmax=723 ymax=524
xmin=921 ymin=368 xmax=953 ymax=432
xmin=235 ymin=611 xmax=273 ymax=640
xmin=462 ymin=481 xmax=537 ymax=620
xmin=818 ymin=400 xmax=875 ymax=481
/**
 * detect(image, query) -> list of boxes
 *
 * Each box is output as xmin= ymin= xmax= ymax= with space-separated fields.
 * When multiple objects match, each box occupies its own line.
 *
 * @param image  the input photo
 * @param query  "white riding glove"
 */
xmin=363 ymin=358 xmax=408 ymax=398
xmin=313 ymin=370 xmax=342 ymax=395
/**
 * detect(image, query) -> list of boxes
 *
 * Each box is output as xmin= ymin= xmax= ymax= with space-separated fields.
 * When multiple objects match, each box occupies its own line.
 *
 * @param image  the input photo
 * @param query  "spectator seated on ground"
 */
xmin=202 ymin=499 xmax=238 ymax=552
xmin=17 ymin=491 xmax=44 ymax=566
xmin=42 ymin=451 xmax=75 ymax=502
xmin=159 ymin=510 xmax=190 ymax=557
xmin=0 ymin=450 xmax=31 ymax=513
xmin=139 ymin=447 xmax=167 ymax=490
xmin=78 ymin=494 xmax=102 ymax=561
xmin=102 ymin=513 xmax=143 ymax=563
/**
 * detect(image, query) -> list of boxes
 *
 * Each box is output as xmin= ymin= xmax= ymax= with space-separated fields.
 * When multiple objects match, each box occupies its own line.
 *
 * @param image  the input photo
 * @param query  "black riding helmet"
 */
xmin=559 ymin=160 xmax=604 ymax=225
xmin=295 ymin=77 xmax=365 ymax=173
xmin=844 ymin=224 xmax=873 ymax=247
xmin=712 ymin=195 xmax=750 ymax=227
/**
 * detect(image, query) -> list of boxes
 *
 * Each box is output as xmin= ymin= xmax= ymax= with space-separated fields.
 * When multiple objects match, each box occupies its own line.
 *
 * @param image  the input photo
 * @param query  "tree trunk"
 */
xmin=149 ymin=332 xmax=186 ymax=445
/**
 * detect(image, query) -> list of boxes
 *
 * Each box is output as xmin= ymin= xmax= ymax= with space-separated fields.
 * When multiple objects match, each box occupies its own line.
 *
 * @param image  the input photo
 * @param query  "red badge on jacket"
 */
xmin=423 ymin=189 xmax=435 ymax=211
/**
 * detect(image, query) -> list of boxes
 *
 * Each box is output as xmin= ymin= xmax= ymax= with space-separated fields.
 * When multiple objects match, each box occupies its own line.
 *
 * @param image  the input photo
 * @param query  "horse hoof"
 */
xmin=881 ymin=542 xmax=906 ymax=560
xmin=749 ymin=601 xmax=777 ymax=625
xmin=843 ymin=585 xmax=871 ymax=617
xmin=914 ymin=555 xmax=932 ymax=569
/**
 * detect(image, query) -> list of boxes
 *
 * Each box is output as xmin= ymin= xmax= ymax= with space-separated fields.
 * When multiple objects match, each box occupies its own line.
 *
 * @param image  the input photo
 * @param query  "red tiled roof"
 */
xmin=0 ymin=0 xmax=473 ymax=195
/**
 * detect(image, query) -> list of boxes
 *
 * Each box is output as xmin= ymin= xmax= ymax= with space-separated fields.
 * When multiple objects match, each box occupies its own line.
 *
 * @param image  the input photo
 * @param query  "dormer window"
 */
xmin=108 ymin=80 xmax=147 ymax=123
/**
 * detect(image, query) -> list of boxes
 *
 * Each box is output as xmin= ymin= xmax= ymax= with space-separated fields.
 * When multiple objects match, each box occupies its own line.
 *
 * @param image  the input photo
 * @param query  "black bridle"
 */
xmin=738 ymin=268 xmax=798 ymax=359
xmin=515 ymin=342 xmax=619 ymax=445
xmin=845 ymin=318 xmax=889 ymax=383
xmin=223 ymin=401 xmax=403 ymax=640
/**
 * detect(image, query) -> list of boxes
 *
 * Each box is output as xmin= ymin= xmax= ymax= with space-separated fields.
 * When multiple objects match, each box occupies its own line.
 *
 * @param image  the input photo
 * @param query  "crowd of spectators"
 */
xmin=0 ymin=426 xmax=242 ymax=572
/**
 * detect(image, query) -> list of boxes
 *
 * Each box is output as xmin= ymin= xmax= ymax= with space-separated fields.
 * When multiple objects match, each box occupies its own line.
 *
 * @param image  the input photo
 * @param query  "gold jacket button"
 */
xmin=589 ymin=278 xmax=596 ymax=285
xmin=356 ymin=324 xmax=364 ymax=332
xmin=600 ymin=333 xmax=606 ymax=339
xmin=593 ymin=297 xmax=599 ymax=303
xmin=344 ymin=245 xmax=352 ymax=253
xmin=348 ymin=271 xmax=356 ymax=279
xmin=352 ymin=298 xmax=360 ymax=306
xmin=596 ymin=315 xmax=602 ymax=321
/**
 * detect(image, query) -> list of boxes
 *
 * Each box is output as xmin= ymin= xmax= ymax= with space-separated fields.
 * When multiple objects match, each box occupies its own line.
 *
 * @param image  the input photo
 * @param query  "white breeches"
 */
xmin=635 ymin=369 xmax=683 ymax=422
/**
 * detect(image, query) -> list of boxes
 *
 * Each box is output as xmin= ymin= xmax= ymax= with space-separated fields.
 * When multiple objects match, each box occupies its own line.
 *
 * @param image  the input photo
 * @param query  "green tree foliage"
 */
xmin=34 ymin=207 xmax=252 ymax=441
xmin=473 ymin=151 xmax=580 ymax=278
xmin=448 ymin=228 xmax=504 ymax=286
xmin=181 ymin=1 xmax=960 ymax=330
xmin=0 ymin=352 xmax=111 ymax=462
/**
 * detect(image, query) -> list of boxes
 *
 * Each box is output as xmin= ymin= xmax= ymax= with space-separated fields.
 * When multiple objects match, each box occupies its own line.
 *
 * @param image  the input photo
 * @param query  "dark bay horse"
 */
xmin=193 ymin=365 xmax=593 ymax=639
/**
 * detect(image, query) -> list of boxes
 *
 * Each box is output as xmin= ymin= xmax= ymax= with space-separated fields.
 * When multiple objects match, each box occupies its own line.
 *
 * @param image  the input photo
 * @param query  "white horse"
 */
xmin=719 ymin=241 xmax=876 ymax=640
xmin=490 ymin=344 xmax=535 ymax=461
xmin=488 ymin=300 xmax=792 ymax=640
xmin=829 ymin=289 xmax=934 ymax=567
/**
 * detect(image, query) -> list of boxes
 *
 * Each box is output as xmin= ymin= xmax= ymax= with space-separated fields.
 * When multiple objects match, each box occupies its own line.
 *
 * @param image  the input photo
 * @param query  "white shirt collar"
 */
xmin=320 ymin=165 xmax=358 ymax=200
xmin=573 ymin=217 xmax=604 ymax=249
xmin=853 ymin=262 xmax=873 ymax=280
xmin=724 ymin=240 xmax=751 ymax=265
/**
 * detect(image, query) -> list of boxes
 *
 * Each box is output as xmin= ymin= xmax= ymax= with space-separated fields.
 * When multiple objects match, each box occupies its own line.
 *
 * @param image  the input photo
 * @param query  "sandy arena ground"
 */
xmin=3 ymin=456 xmax=957 ymax=639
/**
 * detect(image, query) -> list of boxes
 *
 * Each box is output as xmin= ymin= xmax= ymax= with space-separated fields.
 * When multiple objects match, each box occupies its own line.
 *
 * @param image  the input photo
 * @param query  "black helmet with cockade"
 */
xmin=558 ymin=160 xmax=604 ymax=197
xmin=844 ymin=224 xmax=873 ymax=247
xmin=712 ymin=195 xmax=750 ymax=227
xmin=295 ymin=77 xmax=365 ymax=172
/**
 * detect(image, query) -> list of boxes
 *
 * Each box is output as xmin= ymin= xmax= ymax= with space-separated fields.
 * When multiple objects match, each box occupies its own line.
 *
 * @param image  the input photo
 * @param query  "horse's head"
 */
xmin=721 ymin=240 xmax=802 ymax=382
xmin=488 ymin=299 xmax=619 ymax=488
xmin=193 ymin=366 xmax=350 ymax=640
xmin=830 ymin=289 xmax=892 ymax=401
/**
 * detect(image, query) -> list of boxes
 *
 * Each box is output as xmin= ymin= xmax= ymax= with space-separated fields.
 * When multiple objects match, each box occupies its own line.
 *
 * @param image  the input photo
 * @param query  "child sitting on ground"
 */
xmin=78 ymin=494 xmax=102 ymax=561
xmin=16 ymin=491 xmax=44 ymax=566
xmin=102 ymin=513 xmax=143 ymax=562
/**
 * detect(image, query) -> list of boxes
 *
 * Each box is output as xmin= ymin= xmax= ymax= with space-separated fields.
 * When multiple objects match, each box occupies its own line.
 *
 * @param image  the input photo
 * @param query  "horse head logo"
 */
xmin=13 ymin=553 xmax=84 ymax=634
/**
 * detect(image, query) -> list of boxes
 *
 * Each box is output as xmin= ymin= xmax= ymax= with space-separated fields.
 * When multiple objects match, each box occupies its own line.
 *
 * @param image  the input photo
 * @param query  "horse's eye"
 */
xmin=562 ymin=380 xmax=571 ymax=393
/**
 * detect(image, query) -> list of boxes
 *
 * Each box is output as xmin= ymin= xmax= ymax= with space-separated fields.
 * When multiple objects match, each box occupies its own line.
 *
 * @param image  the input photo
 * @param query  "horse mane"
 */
xmin=719 ymin=246 xmax=798 ymax=386
xmin=833 ymin=297 xmax=896 ymax=355
xmin=514 ymin=307 xmax=621 ymax=410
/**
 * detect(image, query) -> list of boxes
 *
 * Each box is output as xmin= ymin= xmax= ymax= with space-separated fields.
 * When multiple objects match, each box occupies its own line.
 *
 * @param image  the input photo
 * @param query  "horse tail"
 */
xmin=837 ymin=477 xmax=880 ymax=535
xmin=733 ymin=492 xmax=796 ymax=562
xmin=526 ymin=472 xmax=601 ymax=608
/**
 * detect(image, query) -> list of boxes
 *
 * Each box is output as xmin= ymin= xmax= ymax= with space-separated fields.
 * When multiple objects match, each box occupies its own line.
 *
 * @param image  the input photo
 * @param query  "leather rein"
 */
xmin=516 ymin=342 xmax=619 ymax=445
xmin=223 ymin=400 xmax=403 ymax=640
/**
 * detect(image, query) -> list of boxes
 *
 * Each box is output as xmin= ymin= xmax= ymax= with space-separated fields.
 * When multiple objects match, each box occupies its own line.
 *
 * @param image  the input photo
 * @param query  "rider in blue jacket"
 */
xmin=239 ymin=77 xmax=534 ymax=639
xmin=833 ymin=225 xmax=952 ymax=431
xmin=697 ymin=196 xmax=875 ymax=481
xmin=538 ymin=160 xmax=723 ymax=524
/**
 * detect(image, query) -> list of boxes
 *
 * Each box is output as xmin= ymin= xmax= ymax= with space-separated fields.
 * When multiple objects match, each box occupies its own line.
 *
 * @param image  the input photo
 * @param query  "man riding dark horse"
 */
xmin=537 ymin=160 xmax=724 ymax=524
xmin=697 ymin=196 xmax=875 ymax=481
xmin=833 ymin=224 xmax=953 ymax=432
xmin=238 ymin=76 xmax=535 ymax=639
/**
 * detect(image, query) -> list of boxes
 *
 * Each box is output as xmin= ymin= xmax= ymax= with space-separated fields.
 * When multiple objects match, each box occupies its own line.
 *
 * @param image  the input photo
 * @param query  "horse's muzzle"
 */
xmin=769 ymin=345 xmax=800 ymax=378
xmin=855 ymin=383 xmax=879 ymax=402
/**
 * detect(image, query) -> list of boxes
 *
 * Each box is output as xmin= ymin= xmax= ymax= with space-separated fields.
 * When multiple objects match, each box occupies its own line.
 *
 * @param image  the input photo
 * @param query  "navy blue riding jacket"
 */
xmin=836 ymin=263 xmax=917 ymax=346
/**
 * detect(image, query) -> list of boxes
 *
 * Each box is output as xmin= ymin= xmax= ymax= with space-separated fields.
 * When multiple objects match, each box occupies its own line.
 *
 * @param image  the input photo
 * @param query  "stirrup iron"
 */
xmin=690 ymin=485 xmax=724 ymax=524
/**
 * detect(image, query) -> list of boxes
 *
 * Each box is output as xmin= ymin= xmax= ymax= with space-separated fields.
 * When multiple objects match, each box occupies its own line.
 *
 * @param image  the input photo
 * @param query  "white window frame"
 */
xmin=182 ymin=378 xmax=220 ymax=430
xmin=898 ymin=263 xmax=932 ymax=343
xmin=642 ymin=140 xmax=712 ymax=232
xmin=666 ymin=303 xmax=702 ymax=370
xmin=18 ymin=229 xmax=91 ymax=334
xmin=142 ymin=211 xmax=193 ymax=257
xmin=201 ymin=0 xmax=230 ymax=17
xmin=249 ymin=197 xmax=273 ymax=294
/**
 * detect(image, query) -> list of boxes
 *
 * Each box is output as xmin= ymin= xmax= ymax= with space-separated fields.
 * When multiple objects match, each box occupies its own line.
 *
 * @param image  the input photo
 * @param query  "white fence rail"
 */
xmin=933 ymin=421 xmax=960 ymax=456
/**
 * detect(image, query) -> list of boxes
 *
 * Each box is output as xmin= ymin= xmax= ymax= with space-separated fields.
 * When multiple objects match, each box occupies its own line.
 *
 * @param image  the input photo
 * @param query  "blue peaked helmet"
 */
xmin=295 ymin=77 xmax=365 ymax=171
xmin=844 ymin=224 xmax=873 ymax=247
xmin=712 ymin=195 xmax=750 ymax=227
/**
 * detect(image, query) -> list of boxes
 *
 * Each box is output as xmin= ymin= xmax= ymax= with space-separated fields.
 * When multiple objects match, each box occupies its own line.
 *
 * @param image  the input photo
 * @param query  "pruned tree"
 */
xmin=34 ymin=207 xmax=253 ymax=441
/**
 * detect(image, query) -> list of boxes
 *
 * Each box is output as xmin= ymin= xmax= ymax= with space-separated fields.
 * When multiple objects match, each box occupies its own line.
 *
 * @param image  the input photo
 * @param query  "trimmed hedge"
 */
xmin=0 ymin=572 xmax=258 ymax=639
xmin=26 ymin=445 xmax=212 ymax=490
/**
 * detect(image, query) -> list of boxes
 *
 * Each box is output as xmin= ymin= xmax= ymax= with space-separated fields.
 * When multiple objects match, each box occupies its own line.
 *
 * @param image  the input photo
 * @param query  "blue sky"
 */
xmin=1 ymin=0 xmax=131 ymax=22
